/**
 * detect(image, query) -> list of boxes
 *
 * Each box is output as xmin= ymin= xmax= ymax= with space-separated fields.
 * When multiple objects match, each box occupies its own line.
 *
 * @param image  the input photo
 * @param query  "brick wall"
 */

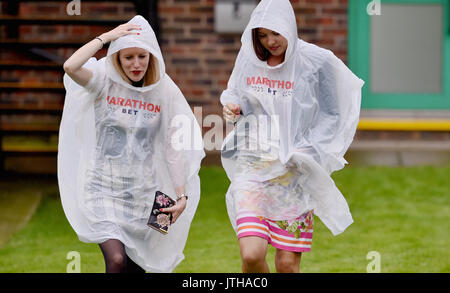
xmin=2 ymin=1 xmax=447 ymax=172
xmin=160 ymin=0 xmax=349 ymax=117
xmin=0 ymin=0 xmax=349 ymax=119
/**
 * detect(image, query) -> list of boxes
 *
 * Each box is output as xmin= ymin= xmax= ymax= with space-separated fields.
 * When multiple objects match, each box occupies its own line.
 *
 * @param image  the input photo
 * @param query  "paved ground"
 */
xmin=203 ymin=140 xmax=450 ymax=167
xmin=348 ymin=140 xmax=450 ymax=166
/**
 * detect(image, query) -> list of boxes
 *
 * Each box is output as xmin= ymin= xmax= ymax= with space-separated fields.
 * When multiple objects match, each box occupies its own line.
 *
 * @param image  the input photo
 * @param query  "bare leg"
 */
xmin=239 ymin=236 xmax=270 ymax=273
xmin=275 ymin=249 xmax=302 ymax=273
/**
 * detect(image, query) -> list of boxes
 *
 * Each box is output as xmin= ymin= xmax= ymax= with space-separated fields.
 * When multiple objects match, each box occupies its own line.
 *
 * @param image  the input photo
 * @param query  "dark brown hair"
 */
xmin=252 ymin=28 xmax=270 ymax=61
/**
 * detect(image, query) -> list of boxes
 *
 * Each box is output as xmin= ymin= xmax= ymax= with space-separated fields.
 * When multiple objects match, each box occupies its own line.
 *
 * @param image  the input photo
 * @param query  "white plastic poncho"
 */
xmin=220 ymin=0 xmax=364 ymax=236
xmin=58 ymin=15 xmax=205 ymax=272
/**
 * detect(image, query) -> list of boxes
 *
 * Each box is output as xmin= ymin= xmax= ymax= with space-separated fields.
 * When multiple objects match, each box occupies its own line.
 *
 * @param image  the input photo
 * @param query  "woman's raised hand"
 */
xmin=100 ymin=23 xmax=142 ymax=44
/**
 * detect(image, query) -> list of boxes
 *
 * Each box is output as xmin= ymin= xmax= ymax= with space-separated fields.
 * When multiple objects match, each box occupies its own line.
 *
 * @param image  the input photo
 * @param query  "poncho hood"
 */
xmin=241 ymin=0 xmax=298 ymax=68
xmin=105 ymin=15 xmax=165 ymax=92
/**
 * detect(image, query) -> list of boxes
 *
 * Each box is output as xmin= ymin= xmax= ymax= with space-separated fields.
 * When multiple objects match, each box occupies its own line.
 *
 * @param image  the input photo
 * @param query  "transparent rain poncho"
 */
xmin=220 ymin=0 xmax=364 ymax=236
xmin=58 ymin=15 xmax=204 ymax=272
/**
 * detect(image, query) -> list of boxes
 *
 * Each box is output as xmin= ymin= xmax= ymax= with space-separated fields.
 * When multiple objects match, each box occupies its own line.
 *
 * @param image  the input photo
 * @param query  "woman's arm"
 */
xmin=306 ymin=51 xmax=364 ymax=173
xmin=63 ymin=23 xmax=141 ymax=87
xmin=161 ymin=128 xmax=188 ymax=224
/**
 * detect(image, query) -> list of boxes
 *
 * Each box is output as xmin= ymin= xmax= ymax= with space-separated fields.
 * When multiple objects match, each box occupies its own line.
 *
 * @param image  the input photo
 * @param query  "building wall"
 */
xmin=2 ymin=1 xmax=449 ymax=171
xmin=160 ymin=0 xmax=349 ymax=117
xmin=0 ymin=0 xmax=349 ymax=117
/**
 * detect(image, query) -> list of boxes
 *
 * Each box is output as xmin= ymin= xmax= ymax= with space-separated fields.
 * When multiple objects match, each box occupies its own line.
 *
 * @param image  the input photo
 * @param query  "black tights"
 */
xmin=99 ymin=239 xmax=146 ymax=273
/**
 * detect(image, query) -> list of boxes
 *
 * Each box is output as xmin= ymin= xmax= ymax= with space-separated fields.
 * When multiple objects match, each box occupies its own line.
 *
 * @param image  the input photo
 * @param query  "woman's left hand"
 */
xmin=160 ymin=197 xmax=187 ymax=224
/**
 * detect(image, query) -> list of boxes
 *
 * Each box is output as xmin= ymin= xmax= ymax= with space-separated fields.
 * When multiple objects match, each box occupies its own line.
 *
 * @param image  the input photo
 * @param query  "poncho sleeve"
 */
xmin=220 ymin=50 xmax=245 ymax=107
xmin=164 ymin=77 xmax=204 ymax=195
xmin=58 ymin=57 xmax=103 ymax=241
xmin=83 ymin=58 xmax=107 ymax=98
xmin=307 ymin=52 xmax=364 ymax=174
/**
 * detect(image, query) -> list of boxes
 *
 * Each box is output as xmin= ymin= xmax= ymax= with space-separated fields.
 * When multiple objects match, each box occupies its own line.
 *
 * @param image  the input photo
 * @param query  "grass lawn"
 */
xmin=0 ymin=165 xmax=449 ymax=273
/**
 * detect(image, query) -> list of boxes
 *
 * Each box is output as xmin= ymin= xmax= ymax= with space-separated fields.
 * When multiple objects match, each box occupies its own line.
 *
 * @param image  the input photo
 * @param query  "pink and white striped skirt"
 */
xmin=236 ymin=210 xmax=314 ymax=252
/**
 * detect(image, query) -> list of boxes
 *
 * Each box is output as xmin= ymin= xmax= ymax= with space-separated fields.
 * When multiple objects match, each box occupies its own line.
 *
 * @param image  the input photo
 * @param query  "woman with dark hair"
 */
xmin=221 ymin=0 xmax=364 ymax=273
xmin=59 ymin=15 xmax=204 ymax=273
